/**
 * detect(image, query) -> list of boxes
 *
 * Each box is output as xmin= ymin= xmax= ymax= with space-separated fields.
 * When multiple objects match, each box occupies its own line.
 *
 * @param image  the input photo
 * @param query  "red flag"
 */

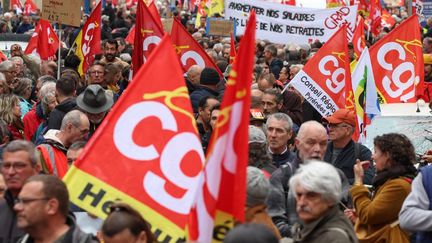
xmin=170 ymin=18 xmax=222 ymax=76
xmin=369 ymin=15 xmax=424 ymax=103
xmin=132 ymin=0 xmax=164 ymax=75
xmin=24 ymin=19 xmax=59 ymax=61
xmin=381 ymin=9 xmax=396 ymax=29
xmin=229 ymin=32 xmax=236 ymax=64
xmin=148 ymin=1 xmax=163 ymax=29
xmin=0 ymin=50 xmax=7 ymax=62
xmin=126 ymin=1 xmax=162 ymax=45
xmin=357 ymin=0 xmax=368 ymax=16
xmin=353 ymin=16 xmax=366 ymax=60
xmin=125 ymin=26 xmax=135 ymax=44
xmin=369 ymin=0 xmax=382 ymax=36
xmin=10 ymin=0 xmax=23 ymax=11
xmin=289 ymin=26 xmax=351 ymax=116
xmin=23 ymin=0 xmax=37 ymax=15
xmin=126 ymin=0 xmax=138 ymax=8
xmin=64 ymin=35 xmax=204 ymax=242
xmin=188 ymin=12 xmax=256 ymax=242
xmin=74 ymin=1 xmax=101 ymax=76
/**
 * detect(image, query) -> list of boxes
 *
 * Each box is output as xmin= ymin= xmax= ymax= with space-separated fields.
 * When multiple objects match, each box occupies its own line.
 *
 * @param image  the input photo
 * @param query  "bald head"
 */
xmin=187 ymin=65 xmax=203 ymax=85
xmin=295 ymin=121 xmax=328 ymax=162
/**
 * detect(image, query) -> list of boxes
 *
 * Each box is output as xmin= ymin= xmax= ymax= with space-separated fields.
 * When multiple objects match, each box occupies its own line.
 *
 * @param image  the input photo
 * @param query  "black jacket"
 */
xmin=270 ymin=149 xmax=296 ymax=168
xmin=0 ymin=190 xmax=25 ymax=243
xmin=47 ymin=98 xmax=77 ymax=130
xmin=269 ymin=58 xmax=283 ymax=79
xmin=190 ymin=85 xmax=219 ymax=113
xmin=324 ymin=140 xmax=375 ymax=185
xmin=17 ymin=215 xmax=97 ymax=243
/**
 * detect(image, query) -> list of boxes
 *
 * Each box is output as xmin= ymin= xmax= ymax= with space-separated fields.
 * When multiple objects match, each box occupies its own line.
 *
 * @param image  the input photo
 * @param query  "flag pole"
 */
xmin=66 ymin=41 xmax=77 ymax=57
xmin=366 ymin=23 xmax=371 ymax=41
xmin=57 ymin=23 xmax=62 ymax=79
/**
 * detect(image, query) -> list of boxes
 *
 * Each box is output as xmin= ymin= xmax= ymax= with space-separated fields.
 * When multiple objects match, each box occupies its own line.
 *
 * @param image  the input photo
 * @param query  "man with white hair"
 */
xmin=266 ymin=121 xmax=350 ymax=238
xmin=290 ymin=161 xmax=357 ymax=242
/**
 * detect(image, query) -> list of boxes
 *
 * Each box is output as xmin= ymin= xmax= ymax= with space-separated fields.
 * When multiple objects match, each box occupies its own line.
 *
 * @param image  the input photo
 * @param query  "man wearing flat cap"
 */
xmin=77 ymin=84 xmax=114 ymax=138
xmin=322 ymin=109 xmax=374 ymax=185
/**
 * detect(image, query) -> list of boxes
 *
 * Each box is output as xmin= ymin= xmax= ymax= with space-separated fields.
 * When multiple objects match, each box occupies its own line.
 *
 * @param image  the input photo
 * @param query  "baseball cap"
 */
xmin=322 ymin=109 xmax=356 ymax=127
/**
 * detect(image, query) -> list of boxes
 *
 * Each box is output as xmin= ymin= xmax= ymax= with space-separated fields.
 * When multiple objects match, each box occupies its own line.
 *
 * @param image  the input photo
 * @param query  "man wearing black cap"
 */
xmin=190 ymin=67 xmax=221 ymax=113
xmin=76 ymin=84 xmax=114 ymax=137
xmin=322 ymin=108 xmax=374 ymax=185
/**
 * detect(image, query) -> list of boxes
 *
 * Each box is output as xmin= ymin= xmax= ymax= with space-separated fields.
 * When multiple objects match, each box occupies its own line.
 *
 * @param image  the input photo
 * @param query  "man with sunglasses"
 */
xmin=322 ymin=109 xmax=374 ymax=185
xmin=0 ymin=140 xmax=40 ymax=243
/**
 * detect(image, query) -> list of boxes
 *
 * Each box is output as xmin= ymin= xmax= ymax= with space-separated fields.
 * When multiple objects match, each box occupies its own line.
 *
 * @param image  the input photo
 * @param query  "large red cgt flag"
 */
xmin=25 ymin=19 xmax=59 ymax=61
xmin=132 ymin=0 xmax=164 ymax=75
xmin=289 ymin=26 xmax=351 ymax=117
xmin=63 ymin=35 xmax=204 ymax=243
xmin=187 ymin=11 xmax=256 ymax=243
xmin=170 ymin=18 xmax=223 ymax=77
xmin=369 ymin=15 xmax=424 ymax=103
xmin=74 ymin=1 xmax=101 ymax=76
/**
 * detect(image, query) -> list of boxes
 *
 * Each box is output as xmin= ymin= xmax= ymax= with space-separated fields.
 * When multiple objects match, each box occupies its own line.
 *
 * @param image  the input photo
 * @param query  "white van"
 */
xmin=0 ymin=33 xmax=31 ymax=58
xmin=365 ymin=102 xmax=432 ymax=156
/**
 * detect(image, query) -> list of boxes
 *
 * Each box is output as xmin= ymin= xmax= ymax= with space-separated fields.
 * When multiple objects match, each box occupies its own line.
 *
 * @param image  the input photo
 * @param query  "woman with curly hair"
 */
xmin=348 ymin=133 xmax=417 ymax=243
xmin=0 ymin=94 xmax=24 ymax=140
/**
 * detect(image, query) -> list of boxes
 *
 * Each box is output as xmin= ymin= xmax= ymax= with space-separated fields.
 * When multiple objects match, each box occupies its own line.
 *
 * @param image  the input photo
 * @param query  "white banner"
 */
xmin=224 ymin=0 xmax=357 ymax=44
xmin=290 ymin=70 xmax=339 ymax=116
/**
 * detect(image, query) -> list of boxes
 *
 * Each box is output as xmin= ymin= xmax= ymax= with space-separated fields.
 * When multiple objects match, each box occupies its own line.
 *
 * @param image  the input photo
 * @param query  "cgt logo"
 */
xmin=82 ymin=22 xmax=98 ymax=57
xmin=142 ymin=35 xmax=161 ymax=62
xmin=318 ymin=52 xmax=347 ymax=94
xmin=113 ymin=88 xmax=204 ymax=214
xmin=174 ymin=45 xmax=206 ymax=72
xmin=376 ymin=39 xmax=422 ymax=101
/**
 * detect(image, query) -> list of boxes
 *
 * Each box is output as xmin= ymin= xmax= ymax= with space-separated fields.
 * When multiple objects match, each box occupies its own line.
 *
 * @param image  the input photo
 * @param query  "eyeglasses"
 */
xmin=1 ymin=162 xmax=30 ymax=172
xmin=14 ymin=197 xmax=50 ymax=205
xmin=326 ymin=123 xmax=351 ymax=129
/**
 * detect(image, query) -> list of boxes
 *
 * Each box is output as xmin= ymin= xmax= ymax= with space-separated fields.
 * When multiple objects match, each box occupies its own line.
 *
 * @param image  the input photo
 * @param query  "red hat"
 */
xmin=322 ymin=109 xmax=356 ymax=127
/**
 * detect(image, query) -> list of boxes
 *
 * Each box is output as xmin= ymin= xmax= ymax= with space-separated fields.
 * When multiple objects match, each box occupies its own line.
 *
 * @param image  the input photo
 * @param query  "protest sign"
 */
xmin=290 ymin=26 xmax=350 ymax=117
xmin=224 ymin=0 xmax=357 ymax=44
xmin=206 ymin=18 xmax=235 ymax=37
xmin=42 ymin=0 xmax=81 ymax=27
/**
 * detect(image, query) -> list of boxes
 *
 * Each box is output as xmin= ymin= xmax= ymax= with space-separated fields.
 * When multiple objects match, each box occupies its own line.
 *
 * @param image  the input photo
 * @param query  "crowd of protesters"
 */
xmin=0 ymin=0 xmax=430 ymax=242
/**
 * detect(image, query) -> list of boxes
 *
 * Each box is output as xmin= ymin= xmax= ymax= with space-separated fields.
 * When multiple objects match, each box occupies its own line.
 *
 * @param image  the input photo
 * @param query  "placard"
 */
xmin=206 ymin=18 xmax=235 ymax=37
xmin=42 ymin=0 xmax=81 ymax=27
